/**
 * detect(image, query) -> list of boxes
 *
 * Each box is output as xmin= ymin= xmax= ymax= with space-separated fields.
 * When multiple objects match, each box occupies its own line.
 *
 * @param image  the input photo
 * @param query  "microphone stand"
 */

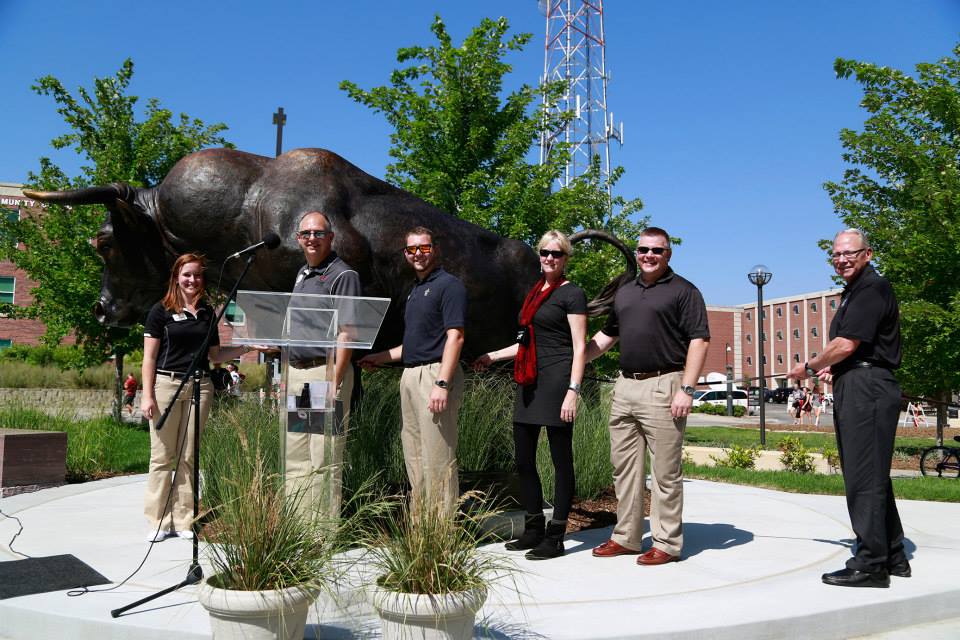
xmin=111 ymin=253 xmax=258 ymax=617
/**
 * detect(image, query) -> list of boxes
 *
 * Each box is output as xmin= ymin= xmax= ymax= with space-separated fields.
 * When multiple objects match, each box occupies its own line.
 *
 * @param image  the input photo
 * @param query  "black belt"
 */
xmin=156 ymin=369 xmax=209 ymax=381
xmin=290 ymin=357 xmax=326 ymax=370
xmin=620 ymin=365 xmax=684 ymax=381
xmin=835 ymin=360 xmax=890 ymax=376
xmin=404 ymin=359 xmax=441 ymax=368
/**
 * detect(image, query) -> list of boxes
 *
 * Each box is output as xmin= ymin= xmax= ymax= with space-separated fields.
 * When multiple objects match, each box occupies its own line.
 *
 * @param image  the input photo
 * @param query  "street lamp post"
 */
xmin=748 ymin=265 xmax=772 ymax=445
xmin=725 ymin=343 xmax=733 ymax=417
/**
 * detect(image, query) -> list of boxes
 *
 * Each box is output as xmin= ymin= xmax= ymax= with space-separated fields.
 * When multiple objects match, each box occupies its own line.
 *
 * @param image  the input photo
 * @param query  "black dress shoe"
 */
xmin=888 ymin=560 xmax=911 ymax=578
xmin=822 ymin=567 xmax=890 ymax=588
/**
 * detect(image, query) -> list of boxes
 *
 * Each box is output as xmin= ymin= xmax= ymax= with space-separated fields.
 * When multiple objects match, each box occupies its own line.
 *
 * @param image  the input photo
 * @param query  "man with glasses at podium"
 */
xmin=286 ymin=210 xmax=362 ymax=518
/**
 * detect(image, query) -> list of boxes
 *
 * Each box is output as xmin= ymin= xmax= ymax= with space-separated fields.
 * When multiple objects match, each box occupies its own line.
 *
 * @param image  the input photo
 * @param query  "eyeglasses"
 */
xmin=539 ymin=249 xmax=566 ymax=259
xmin=298 ymin=230 xmax=330 ymax=239
xmin=636 ymin=246 xmax=666 ymax=255
xmin=404 ymin=244 xmax=434 ymax=256
xmin=831 ymin=248 xmax=866 ymax=260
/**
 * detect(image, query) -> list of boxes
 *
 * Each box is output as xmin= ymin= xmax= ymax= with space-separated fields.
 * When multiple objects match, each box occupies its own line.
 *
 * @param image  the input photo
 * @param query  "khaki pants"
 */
xmin=399 ymin=362 xmax=463 ymax=514
xmin=608 ymin=371 xmax=686 ymax=556
xmin=144 ymin=375 xmax=214 ymax=531
xmin=284 ymin=363 xmax=354 ymax=520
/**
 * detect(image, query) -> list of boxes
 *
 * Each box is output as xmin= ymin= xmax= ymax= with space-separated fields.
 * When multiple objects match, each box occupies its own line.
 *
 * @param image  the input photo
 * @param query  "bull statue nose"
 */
xmin=94 ymin=299 xmax=109 ymax=324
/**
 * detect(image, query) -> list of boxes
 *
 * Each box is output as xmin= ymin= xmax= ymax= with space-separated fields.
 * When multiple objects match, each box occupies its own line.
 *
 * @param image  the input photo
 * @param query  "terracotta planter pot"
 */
xmin=369 ymin=585 xmax=487 ymax=640
xmin=196 ymin=577 xmax=318 ymax=640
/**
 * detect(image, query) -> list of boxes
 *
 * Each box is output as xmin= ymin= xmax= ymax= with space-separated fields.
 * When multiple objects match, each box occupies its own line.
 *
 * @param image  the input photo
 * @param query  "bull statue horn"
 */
xmin=570 ymin=229 xmax=637 ymax=318
xmin=23 ymin=183 xmax=137 ymax=207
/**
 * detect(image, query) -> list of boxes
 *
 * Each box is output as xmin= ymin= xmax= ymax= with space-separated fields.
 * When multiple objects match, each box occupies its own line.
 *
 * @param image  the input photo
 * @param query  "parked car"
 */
xmin=693 ymin=389 xmax=752 ymax=414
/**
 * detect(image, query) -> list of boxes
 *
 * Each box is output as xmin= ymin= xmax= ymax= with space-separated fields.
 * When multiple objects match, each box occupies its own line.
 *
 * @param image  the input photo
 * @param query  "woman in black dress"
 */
xmin=473 ymin=230 xmax=587 ymax=560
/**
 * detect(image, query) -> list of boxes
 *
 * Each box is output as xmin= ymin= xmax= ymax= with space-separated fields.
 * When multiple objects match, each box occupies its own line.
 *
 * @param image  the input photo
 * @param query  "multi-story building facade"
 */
xmin=0 ymin=183 xmax=47 ymax=348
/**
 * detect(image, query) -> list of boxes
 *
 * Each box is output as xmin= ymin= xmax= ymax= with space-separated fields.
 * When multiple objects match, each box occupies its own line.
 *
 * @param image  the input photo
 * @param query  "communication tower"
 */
xmin=538 ymin=0 xmax=623 ymax=189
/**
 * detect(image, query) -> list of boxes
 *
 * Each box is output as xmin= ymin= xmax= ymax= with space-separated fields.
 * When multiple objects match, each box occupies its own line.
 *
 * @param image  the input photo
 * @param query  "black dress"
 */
xmin=513 ymin=283 xmax=588 ymax=427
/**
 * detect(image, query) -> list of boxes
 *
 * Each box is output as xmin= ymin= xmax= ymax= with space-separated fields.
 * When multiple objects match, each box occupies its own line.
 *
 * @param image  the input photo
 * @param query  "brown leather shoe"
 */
xmin=636 ymin=548 xmax=680 ymax=565
xmin=592 ymin=539 xmax=639 ymax=558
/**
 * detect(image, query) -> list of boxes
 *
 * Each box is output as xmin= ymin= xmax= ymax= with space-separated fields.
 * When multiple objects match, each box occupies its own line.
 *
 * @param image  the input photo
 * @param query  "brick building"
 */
xmin=704 ymin=289 xmax=843 ymax=392
xmin=0 ymin=183 xmax=47 ymax=348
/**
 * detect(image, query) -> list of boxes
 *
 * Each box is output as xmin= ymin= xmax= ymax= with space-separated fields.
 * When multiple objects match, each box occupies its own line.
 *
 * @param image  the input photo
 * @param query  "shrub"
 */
xmin=691 ymin=403 xmax=746 ymax=417
xmin=779 ymin=436 xmax=816 ymax=474
xmin=821 ymin=446 xmax=841 ymax=472
xmin=710 ymin=444 xmax=760 ymax=469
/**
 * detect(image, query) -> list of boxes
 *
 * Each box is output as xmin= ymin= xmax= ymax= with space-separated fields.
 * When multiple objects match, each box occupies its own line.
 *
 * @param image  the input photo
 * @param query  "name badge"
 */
xmin=173 ymin=313 xmax=187 ymax=322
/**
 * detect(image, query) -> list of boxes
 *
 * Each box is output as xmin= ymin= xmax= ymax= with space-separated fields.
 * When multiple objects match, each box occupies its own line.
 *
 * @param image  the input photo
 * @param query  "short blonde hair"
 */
xmin=536 ymin=230 xmax=572 ymax=256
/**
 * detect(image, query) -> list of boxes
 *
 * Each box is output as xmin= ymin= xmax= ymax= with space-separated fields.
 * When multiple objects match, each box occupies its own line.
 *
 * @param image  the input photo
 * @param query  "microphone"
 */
xmin=227 ymin=233 xmax=281 ymax=260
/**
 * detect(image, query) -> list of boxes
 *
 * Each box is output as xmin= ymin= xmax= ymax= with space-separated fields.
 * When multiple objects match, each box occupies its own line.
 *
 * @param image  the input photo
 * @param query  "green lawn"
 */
xmin=685 ymin=426 xmax=933 ymax=456
xmin=685 ymin=463 xmax=960 ymax=502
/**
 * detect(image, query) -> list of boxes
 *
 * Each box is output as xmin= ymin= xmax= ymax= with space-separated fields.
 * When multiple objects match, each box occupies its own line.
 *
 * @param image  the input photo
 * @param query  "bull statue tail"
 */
xmin=23 ymin=183 xmax=138 ymax=206
xmin=570 ymin=229 xmax=637 ymax=318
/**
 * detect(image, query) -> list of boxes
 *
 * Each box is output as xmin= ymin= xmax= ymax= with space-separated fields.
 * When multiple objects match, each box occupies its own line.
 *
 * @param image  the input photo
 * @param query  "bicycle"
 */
xmin=919 ymin=436 xmax=960 ymax=478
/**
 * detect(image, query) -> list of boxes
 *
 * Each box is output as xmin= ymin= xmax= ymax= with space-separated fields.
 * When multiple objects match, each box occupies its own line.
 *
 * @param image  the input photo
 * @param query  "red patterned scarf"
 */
xmin=514 ymin=277 xmax=565 ymax=385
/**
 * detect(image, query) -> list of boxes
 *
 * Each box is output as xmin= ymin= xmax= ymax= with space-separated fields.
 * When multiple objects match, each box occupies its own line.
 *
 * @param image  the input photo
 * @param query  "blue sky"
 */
xmin=1 ymin=1 xmax=958 ymax=306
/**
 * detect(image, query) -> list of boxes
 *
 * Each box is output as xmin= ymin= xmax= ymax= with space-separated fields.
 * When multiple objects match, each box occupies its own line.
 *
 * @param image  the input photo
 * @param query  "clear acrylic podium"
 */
xmin=226 ymin=290 xmax=390 ymax=518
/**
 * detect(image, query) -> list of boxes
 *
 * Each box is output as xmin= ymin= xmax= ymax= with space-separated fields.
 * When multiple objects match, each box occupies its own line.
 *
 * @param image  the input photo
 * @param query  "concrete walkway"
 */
xmin=1 ymin=475 xmax=958 ymax=639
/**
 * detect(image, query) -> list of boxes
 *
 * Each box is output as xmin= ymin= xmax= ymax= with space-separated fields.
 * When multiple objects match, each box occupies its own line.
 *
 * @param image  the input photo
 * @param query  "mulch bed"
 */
xmin=567 ymin=487 xmax=650 ymax=534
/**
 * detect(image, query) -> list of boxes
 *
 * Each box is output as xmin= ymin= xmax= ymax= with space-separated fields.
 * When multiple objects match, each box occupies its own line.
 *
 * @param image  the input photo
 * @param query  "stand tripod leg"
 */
xmin=110 ymin=564 xmax=202 ymax=618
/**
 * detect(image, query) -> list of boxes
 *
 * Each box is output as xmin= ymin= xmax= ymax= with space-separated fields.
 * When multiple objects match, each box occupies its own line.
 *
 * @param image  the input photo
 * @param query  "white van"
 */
xmin=692 ymin=389 xmax=753 ymax=414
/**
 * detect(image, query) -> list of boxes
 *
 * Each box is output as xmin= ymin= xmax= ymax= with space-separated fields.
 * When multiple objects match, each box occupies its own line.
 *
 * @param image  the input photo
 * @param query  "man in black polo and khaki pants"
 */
xmin=788 ymin=229 xmax=907 ymax=588
xmin=285 ymin=211 xmax=361 ymax=519
xmin=585 ymin=226 xmax=709 ymax=566
xmin=359 ymin=226 xmax=467 ymax=514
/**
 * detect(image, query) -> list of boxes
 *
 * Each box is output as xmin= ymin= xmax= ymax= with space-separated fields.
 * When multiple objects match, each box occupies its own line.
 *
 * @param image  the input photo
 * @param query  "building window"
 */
xmin=792 ymin=304 xmax=799 ymax=315
xmin=776 ymin=354 xmax=783 ymax=364
xmin=746 ymin=310 xmax=751 ymax=321
xmin=761 ymin=309 xmax=766 ymax=319
xmin=793 ymin=328 xmax=800 ymax=339
xmin=746 ymin=356 xmax=752 ymax=365
xmin=794 ymin=353 xmax=801 ymax=363
xmin=761 ymin=331 xmax=766 ymax=342
xmin=812 ymin=352 xmax=818 ymax=358
xmin=811 ymin=327 xmax=818 ymax=337
xmin=225 ymin=300 xmax=245 ymax=325
xmin=0 ymin=277 xmax=14 ymax=304
xmin=2 ymin=208 xmax=18 ymax=248
xmin=811 ymin=301 xmax=818 ymax=313
xmin=776 ymin=306 xmax=783 ymax=317
xmin=746 ymin=333 xmax=752 ymax=344
xmin=0 ymin=339 xmax=11 ymax=350
xmin=830 ymin=299 xmax=837 ymax=310
xmin=776 ymin=330 xmax=783 ymax=341
xmin=762 ymin=355 xmax=767 ymax=365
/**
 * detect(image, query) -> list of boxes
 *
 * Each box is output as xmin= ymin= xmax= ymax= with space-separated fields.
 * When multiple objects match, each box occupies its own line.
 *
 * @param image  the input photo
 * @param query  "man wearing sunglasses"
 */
xmin=585 ymin=226 xmax=709 ymax=566
xmin=359 ymin=226 xmax=467 ymax=514
xmin=285 ymin=211 xmax=362 ymax=518
xmin=787 ymin=229 xmax=906 ymax=588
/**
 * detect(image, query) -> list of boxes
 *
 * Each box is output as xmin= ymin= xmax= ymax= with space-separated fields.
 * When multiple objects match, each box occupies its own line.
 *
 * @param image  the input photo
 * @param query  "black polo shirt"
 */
xmin=602 ymin=268 xmax=710 ymax=372
xmin=144 ymin=301 xmax=219 ymax=374
xmin=402 ymin=267 xmax=467 ymax=366
xmin=289 ymin=252 xmax=362 ymax=363
xmin=829 ymin=263 xmax=901 ymax=374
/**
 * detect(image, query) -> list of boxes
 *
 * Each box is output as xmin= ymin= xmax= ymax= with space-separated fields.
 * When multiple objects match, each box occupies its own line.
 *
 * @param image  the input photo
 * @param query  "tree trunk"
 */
xmin=936 ymin=389 xmax=949 ymax=446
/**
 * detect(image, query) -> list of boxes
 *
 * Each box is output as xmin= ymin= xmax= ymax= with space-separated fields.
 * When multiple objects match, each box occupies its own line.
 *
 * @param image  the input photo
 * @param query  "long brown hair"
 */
xmin=161 ymin=253 xmax=207 ymax=312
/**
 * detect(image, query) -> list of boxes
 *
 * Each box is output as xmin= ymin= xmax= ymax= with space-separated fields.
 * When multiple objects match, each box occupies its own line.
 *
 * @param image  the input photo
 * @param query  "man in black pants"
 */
xmin=788 ymin=229 xmax=907 ymax=588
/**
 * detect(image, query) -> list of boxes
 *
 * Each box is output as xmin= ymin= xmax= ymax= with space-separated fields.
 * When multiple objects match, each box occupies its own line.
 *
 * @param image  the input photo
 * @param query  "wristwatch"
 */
xmin=681 ymin=384 xmax=696 ymax=397
xmin=434 ymin=379 xmax=449 ymax=389
xmin=804 ymin=362 xmax=817 ymax=377
xmin=568 ymin=382 xmax=581 ymax=394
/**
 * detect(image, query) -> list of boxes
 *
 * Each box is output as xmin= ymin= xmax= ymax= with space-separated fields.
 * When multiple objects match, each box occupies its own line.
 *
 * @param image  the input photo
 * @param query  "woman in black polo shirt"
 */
xmin=473 ymin=230 xmax=587 ymax=560
xmin=141 ymin=253 xmax=252 ymax=542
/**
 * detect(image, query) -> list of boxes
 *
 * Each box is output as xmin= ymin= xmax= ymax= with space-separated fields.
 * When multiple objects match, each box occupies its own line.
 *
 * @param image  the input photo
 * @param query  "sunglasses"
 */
xmin=298 ymin=230 xmax=330 ymax=239
xmin=404 ymin=244 xmax=434 ymax=256
xmin=636 ymin=246 xmax=666 ymax=255
xmin=539 ymin=249 xmax=566 ymax=259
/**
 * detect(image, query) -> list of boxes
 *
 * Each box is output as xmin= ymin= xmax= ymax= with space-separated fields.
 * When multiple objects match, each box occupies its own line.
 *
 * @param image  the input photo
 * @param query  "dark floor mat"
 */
xmin=0 ymin=554 xmax=110 ymax=599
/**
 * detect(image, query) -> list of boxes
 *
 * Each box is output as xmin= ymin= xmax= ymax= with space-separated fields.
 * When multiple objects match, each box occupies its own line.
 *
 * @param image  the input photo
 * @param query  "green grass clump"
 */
xmin=0 ymin=403 xmax=148 ymax=480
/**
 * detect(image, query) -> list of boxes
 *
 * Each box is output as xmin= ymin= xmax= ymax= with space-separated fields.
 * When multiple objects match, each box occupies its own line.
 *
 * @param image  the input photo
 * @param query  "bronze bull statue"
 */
xmin=24 ymin=147 xmax=633 ymax=357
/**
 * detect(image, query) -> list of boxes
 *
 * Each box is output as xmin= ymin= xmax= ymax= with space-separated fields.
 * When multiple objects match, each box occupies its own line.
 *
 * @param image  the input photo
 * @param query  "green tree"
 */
xmin=0 ymin=59 xmax=230 ymax=408
xmin=824 ymin=45 xmax=960 ymax=423
xmin=340 ymin=15 xmax=646 ymax=305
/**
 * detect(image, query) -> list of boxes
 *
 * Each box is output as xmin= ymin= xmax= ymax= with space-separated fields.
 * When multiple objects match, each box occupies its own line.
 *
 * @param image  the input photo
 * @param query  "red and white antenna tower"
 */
xmin=538 ymin=0 xmax=623 ymax=189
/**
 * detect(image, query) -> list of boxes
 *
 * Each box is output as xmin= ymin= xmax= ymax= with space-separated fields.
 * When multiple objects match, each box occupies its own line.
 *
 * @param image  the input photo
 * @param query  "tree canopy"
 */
xmin=340 ymin=15 xmax=646 ymax=307
xmin=824 ymin=44 xmax=960 ymax=399
xmin=0 ymin=58 xmax=230 ymax=368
